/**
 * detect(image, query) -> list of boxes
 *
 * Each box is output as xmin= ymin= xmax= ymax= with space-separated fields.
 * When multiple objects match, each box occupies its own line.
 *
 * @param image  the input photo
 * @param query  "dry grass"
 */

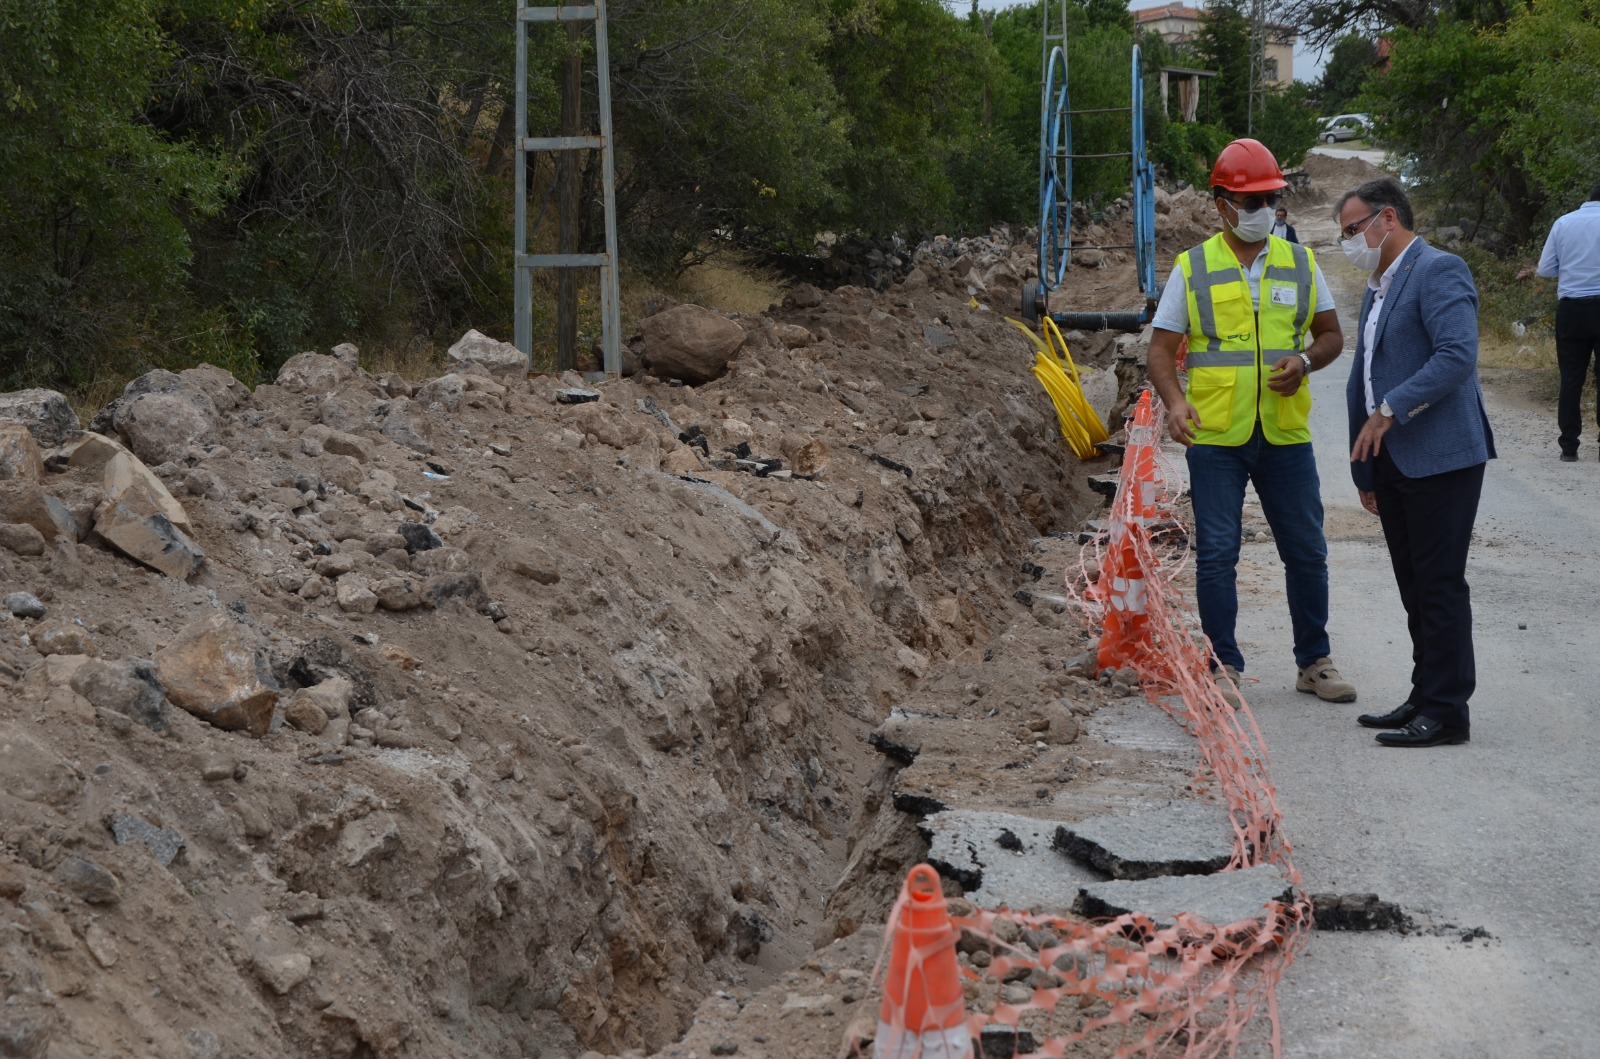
xmin=1476 ymin=332 xmax=1598 ymax=435
xmin=669 ymin=254 xmax=786 ymax=315
xmin=364 ymin=335 xmax=448 ymax=382
xmin=68 ymin=378 xmax=126 ymax=426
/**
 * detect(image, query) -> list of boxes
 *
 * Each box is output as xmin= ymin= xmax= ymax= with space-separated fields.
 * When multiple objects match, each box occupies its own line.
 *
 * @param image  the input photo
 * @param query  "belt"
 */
xmin=1560 ymin=294 xmax=1600 ymax=302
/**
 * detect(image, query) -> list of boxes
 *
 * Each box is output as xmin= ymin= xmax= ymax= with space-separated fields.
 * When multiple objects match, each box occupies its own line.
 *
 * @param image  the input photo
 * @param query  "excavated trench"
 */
xmin=0 ymin=251 xmax=1152 ymax=1059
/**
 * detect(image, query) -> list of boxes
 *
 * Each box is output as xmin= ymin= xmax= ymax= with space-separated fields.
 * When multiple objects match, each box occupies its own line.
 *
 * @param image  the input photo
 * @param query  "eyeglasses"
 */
xmin=1222 ymin=192 xmax=1282 ymax=211
xmin=1340 ymin=210 xmax=1382 ymax=240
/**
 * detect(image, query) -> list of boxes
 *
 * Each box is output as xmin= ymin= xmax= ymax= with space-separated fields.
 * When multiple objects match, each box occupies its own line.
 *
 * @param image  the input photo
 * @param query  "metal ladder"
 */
xmin=1027 ymin=0 xmax=1157 ymax=333
xmin=514 ymin=2 xmax=622 ymax=375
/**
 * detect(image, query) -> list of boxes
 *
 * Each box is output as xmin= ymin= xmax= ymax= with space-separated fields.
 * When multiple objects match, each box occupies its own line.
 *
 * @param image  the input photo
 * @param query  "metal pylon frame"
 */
xmin=514 ymin=2 xmax=622 ymax=375
xmin=1246 ymin=0 xmax=1269 ymax=134
xmin=1026 ymin=0 xmax=1157 ymax=333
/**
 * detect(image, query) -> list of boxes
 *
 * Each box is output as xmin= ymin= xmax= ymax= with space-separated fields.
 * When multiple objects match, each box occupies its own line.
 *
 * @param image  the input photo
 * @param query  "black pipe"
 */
xmin=1046 ymin=310 xmax=1146 ymax=333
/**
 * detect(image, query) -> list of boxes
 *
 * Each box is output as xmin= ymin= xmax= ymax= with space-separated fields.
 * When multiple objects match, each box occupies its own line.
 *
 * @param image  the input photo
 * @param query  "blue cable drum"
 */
xmin=1130 ymin=44 xmax=1157 ymax=299
xmin=1036 ymin=44 xmax=1071 ymax=301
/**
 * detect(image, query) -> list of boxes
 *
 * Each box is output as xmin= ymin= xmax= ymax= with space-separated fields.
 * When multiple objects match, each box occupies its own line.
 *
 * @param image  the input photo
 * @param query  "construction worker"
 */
xmin=1146 ymin=138 xmax=1357 ymax=702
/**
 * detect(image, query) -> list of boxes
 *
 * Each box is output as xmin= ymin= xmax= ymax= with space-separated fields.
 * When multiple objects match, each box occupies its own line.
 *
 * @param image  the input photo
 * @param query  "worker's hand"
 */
xmin=1266 ymin=355 xmax=1306 ymax=396
xmin=1166 ymin=400 xmax=1202 ymax=447
xmin=1350 ymin=410 xmax=1394 ymax=463
xmin=1514 ymin=265 xmax=1535 ymax=281
xmin=1358 ymin=490 xmax=1379 ymax=517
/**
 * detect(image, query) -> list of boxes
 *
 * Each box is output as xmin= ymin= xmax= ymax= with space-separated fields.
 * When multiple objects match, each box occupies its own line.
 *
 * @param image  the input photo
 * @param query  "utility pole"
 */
xmin=1246 ymin=0 xmax=1269 ymax=135
xmin=514 ymin=1 xmax=622 ymax=376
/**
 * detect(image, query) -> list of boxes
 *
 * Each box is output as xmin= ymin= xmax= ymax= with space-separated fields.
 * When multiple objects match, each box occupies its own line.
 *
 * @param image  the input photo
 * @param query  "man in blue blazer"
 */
xmin=1336 ymin=178 xmax=1496 ymax=748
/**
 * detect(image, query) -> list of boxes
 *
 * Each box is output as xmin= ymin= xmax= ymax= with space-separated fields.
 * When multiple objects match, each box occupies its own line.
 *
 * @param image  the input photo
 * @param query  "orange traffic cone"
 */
xmin=873 ymin=865 xmax=971 ymax=1059
xmin=1094 ymin=390 xmax=1160 ymax=671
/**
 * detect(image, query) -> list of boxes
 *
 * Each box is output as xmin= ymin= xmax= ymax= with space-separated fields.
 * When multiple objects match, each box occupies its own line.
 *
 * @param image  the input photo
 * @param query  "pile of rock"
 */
xmin=912 ymin=226 xmax=1037 ymax=304
xmin=0 ymin=391 xmax=205 ymax=578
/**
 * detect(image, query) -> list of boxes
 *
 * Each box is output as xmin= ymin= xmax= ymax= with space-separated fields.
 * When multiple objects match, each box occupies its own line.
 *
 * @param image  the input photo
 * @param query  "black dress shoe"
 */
xmin=1357 ymin=701 xmax=1420 ymax=729
xmin=1375 ymin=716 xmax=1469 ymax=747
xmin=1561 ymin=451 xmax=1579 ymax=462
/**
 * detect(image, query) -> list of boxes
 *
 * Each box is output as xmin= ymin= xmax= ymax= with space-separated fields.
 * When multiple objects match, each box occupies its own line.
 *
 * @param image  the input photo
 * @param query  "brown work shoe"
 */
xmin=1296 ymin=657 xmax=1357 ymax=703
xmin=1218 ymin=664 xmax=1245 ymax=708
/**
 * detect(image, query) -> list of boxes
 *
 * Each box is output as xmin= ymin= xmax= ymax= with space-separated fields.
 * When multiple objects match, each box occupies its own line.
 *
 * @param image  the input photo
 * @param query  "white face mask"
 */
xmin=1341 ymin=220 xmax=1390 ymax=271
xmin=1229 ymin=205 xmax=1275 ymax=243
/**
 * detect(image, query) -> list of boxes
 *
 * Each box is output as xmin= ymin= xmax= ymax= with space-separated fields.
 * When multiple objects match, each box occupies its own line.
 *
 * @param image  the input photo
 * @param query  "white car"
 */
xmin=1319 ymin=113 xmax=1371 ymax=143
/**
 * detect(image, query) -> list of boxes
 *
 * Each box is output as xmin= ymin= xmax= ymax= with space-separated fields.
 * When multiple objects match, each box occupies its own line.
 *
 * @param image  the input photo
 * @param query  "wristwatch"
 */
xmin=1379 ymin=400 xmax=1394 ymax=418
xmin=1298 ymin=352 xmax=1313 ymax=373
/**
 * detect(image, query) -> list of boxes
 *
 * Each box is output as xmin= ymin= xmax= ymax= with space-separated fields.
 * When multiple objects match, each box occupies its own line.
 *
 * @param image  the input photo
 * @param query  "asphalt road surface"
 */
xmin=1222 ymin=215 xmax=1600 ymax=1056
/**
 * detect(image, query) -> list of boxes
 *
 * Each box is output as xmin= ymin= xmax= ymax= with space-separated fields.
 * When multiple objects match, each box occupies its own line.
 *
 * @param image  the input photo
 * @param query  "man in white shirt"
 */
xmin=1522 ymin=186 xmax=1600 ymax=460
xmin=1270 ymin=207 xmax=1298 ymax=244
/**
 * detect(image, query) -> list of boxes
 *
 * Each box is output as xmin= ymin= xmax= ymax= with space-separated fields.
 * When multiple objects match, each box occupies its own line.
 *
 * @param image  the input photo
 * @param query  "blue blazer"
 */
xmin=1346 ymin=238 xmax=1496 ymax=491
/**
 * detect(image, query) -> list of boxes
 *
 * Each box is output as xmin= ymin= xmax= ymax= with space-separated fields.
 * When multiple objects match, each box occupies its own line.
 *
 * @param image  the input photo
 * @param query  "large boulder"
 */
xmin=446 ymin=330 xmax=528 ymax=384
xmin=0 ymin=388 xmax=80 ymax=447
xmin=69 ymin=658 xmax=171 ymax=732
xmin=86 ymin=369 xmax=183 ymax=436
xmin=640 ymin=304 xmax=746 ymax=385
xmin=93 ymin=496 xmax=205 ymax=580
xmin=0 ymin=422 xmax=45 ymax=481
xmin=113 ymin=390 xmax=218 ymax=466
xmin=154 ymin=615 xmax=279 ymax=736
xmin=376 ymin=397 xmax=434 ymax=454
xmin=276 ymin=353 xmax=357 ymax=395
xmin=102 ymin=446 xmax=195 ymax=535
xmin=178 ymin=364 xmax=249 ymax=412
xmin=0 ymin=482 xmax=74 ymax=543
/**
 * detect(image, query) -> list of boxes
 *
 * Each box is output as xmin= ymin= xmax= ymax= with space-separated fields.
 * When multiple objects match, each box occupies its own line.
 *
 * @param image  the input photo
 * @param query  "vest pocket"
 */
xmin=1275 ymin=384 xmax=1311 ymax=432
xmin=1189 ymin=369 xmax=1235 ymax=433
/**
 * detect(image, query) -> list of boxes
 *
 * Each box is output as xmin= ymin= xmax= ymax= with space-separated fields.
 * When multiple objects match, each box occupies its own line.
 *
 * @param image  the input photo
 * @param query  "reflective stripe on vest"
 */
xmin=1178 ymin=233 xmax=1318 ymax=446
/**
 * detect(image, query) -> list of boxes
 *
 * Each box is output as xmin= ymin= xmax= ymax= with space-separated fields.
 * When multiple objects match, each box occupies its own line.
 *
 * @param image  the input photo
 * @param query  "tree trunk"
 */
xmin=484 ymin=103 xmax=516 ymax=179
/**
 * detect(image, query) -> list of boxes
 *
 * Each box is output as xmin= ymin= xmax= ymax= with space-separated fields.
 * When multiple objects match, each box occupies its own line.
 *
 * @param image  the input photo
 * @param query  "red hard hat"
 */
xmin=1210 ymin=138 xmax=1287 ymax=193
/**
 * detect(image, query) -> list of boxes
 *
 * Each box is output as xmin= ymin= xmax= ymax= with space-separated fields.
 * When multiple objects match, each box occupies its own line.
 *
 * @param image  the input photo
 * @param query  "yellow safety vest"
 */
xmin=1176 ymin=232 xmax=1318 ymax=446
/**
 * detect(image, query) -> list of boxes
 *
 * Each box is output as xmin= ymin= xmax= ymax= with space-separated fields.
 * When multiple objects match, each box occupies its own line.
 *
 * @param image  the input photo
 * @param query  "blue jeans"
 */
xmin=1186 ymin=427 xmax=1331 ymax=672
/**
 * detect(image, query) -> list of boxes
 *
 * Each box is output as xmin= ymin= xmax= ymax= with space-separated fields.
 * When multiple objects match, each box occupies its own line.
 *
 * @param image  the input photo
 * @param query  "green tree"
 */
xmin=1193 ymin=0 xmax=1252 ymax=134
xmin=595 ymin=1 xmax=848 ymax=268
xmin=1359 ymin=18 xmax=1536 ymax=239
xmin=1500 ymin=0 xmax=1600 ymax=215
xmin=822 ymin=0 xmax=991 ymax=236
xmin=1317 ymin=33 xmax=1380 ymax=113
xmin=1253 ymin=81 xmax=1321 ymax=170
xmin=0 ymin=0 xmax=232 ymax=390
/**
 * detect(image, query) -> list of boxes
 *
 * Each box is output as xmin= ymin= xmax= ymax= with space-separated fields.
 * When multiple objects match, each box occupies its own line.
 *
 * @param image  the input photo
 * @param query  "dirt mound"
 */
xmin=1296 ymin=153 xmax=1388 ymax=207
xmin=0 ymin=244 xmax=1156 ymax=1058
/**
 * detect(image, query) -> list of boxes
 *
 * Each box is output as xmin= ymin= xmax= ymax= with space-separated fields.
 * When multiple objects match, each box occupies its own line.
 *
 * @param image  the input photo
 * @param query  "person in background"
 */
xmin=1338 ymin=177 xmax=1496 ymax=748
xmin=1517 ymin=185 xmax=1600 ymax=461
xmin=1146 ymin=138 xmax=1355 ymax=703
xmin=1271 ymin=207 xmax=1298 ymax=244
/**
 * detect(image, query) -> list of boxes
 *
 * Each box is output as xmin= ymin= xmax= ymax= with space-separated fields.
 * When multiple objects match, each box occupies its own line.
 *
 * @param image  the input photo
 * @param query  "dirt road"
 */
xmin=1226 ymin=210 xmax=1600 ymax=1056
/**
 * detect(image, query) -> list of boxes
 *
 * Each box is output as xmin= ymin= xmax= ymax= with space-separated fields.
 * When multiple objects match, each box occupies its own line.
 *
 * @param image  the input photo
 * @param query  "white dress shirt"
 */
xmin=1362 ymin=248 xmax=1410 ymax=415
xmin=1536 ymin=200 xmax=1600 ymax=299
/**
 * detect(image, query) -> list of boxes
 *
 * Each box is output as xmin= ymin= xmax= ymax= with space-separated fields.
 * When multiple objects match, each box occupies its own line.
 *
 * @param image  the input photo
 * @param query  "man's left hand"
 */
xmin=1350 ymin=410 xmax=1394 ymax=463
xmin=1266 ymin=356 xmax=1306 ymax=396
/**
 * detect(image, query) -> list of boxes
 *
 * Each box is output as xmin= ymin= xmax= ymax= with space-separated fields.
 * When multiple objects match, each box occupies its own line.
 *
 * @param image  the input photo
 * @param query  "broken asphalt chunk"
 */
xmin=1086 ymin=473 xmax=1120 ymax=499
xmin=923 ymin=810 xmax=1102 ymax=913
xmin=1074 ymin=863 xmax=1294 ymax=929
xmin=1053 ymin=802 xmax=1236 ymax=880
xmin=1310 ymin=892 xmax=1413 ymax=932
xmin=556 ymin=387 xmax=601 ymax=404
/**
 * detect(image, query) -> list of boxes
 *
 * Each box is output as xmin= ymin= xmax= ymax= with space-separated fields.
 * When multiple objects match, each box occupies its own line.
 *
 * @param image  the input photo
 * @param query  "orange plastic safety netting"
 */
xmin=852 ymin=389 xmax=1311 ymax=1059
